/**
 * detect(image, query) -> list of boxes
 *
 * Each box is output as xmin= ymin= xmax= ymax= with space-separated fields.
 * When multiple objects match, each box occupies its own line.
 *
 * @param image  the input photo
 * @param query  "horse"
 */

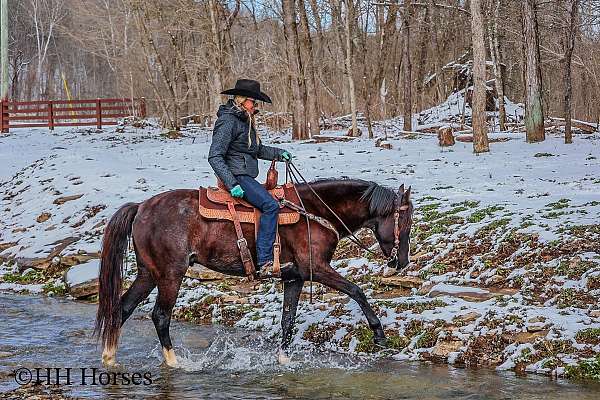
xmin=94 ymin=177 xmax=413 ymax=367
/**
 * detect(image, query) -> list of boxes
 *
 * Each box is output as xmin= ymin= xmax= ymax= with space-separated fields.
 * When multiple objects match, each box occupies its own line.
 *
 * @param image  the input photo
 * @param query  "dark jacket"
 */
xmin=208 ymin=99 xmax=286 ymax=190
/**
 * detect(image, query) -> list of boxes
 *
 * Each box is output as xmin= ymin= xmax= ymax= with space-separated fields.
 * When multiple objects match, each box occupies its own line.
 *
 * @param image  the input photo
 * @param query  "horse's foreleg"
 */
xmin=313 ymin=265 xmax=386 ymax=346
xmin=279 ymin=278 xmax=304 ymax=364
xmin=152 ymin=276 xmax=184 ymax=368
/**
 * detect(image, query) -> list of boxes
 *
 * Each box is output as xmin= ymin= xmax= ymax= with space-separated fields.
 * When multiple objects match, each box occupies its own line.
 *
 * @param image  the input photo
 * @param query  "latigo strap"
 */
xmin=227 ymin=201 xmax=255 ymax=280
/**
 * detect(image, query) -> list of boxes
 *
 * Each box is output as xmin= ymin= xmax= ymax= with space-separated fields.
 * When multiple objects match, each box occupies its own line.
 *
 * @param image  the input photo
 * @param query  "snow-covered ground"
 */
xmin=1 ymin=121 xmax=599 ymax=379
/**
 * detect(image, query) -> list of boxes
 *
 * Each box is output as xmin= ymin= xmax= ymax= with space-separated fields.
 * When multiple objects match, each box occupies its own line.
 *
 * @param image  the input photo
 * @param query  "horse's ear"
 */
xmin=398 ymin=184 xmax=405 ymax=194
xmin=402 ymin=186 xmax=411 ymax=205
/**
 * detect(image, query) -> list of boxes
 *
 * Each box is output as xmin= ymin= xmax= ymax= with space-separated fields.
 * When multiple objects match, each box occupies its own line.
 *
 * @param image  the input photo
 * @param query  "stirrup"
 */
xmin=257 ymin=261 xmax=275 ymax=279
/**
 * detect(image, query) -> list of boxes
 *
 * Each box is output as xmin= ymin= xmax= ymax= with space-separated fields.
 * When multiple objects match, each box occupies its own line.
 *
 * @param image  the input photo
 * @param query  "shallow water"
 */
xmin=1 ymin=292 xmax=599 ymax=399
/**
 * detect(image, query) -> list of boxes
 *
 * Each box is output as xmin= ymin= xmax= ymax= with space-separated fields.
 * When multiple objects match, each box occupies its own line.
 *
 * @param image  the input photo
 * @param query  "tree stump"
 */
xmin=375 ymin=138 xmax=393 ymax=149
xmin=346 ymin=126 xmax=363 ymax=136
xmin=438 ymin=127 xmax=455 ymax=147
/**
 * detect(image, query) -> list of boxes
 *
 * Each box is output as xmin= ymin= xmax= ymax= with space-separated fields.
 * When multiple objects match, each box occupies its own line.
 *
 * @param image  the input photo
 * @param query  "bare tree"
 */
xmin=343 ymin=0 xmax=359 ymax=136
xmin=282 ymin=0 xmax=308 ymax=139
xmin=298 ymin=0 xmax=321 ymax=137
xmin=488 ymin=0 xmax=507 ymax=131
xmin=402 ymin=0 xmax=413 ymax=132
xmin=522 ymin=0 xmax=545 ymax=142
xmin=471 ymin=0 xmax=490 ymax=153
xmin=27 ymin=0 xmax=67 ymax=97
xmin=560 ymin=0 xmax=580 ymax=144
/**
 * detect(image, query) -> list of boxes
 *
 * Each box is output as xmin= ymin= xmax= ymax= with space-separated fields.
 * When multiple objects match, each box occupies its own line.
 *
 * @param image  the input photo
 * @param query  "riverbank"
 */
xmin=1 ymin=123 xmax=599 ymax=381
xmin=2 ymin=292 xmax=600 ymax=399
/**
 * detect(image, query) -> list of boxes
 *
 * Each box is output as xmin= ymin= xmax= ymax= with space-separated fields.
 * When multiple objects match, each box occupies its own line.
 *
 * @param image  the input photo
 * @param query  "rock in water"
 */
xmin=64 ymin=259 xmax=100 ymax=298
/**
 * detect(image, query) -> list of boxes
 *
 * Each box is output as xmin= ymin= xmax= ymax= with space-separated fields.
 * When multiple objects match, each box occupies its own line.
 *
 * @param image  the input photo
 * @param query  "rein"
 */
xmin=284 ymin=161 xmax=403 ymax=268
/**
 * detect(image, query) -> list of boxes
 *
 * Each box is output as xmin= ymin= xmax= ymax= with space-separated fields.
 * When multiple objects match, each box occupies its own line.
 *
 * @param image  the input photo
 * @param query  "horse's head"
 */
xmin=370 ymin=184 xmax=413 ymax=272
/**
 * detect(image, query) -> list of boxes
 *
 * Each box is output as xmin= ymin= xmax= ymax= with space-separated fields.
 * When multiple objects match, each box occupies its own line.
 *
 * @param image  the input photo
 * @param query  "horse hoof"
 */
xmin=162 ymin=348 xmax=179 ymax=368
xmin=374 ymin=336 xmax=388 ymax=348
xmin=102 ymin=359 xmax=117 ymax=368
xmin=278 ymin=349 xmax=291 ymax=365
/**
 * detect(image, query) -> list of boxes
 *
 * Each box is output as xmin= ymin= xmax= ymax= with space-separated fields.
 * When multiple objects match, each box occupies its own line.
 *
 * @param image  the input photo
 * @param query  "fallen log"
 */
xmin=311 ymin=135 xmax=357 ymax=143
xmin=546 ymin=117 xmax=597 ymax=134
xmin=455 ymin=134 xmax=511 ymax=143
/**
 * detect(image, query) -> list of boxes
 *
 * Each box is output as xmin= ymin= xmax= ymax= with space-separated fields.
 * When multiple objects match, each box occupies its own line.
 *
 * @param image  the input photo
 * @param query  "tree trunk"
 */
xmin=488 ymin=0 xmax=507 ymax=132
xmin=415 ymin=6 xmax=430 ymax=112
xmin=402 ymin=1 xmax=413 ymax=132
xmin=208 ymin=0 xmax=224 ymax=112
xmin=359 ymin=2 xmax=374 ymax=138
xmin=471 ymin=0 xmax=490 ymax=153
xmin=329 ymin=0 xmax=350 ymax=114
xmin=343 ymin=0 xmax=359 ymax=137
xmin=562 ymin=0 xmax=579 ymax=144
xmin=298 ymin=0 xmax=321 ymax=137
xmin=374 ymin=2 xmax=398 ymax=120
xmin=282 ymin=0 xmax=308 ymax=139
xmin=522 ymin=0 xmax=545 ymax=143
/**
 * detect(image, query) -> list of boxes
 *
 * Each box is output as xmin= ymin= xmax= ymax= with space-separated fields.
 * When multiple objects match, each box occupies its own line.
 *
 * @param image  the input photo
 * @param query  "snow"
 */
xmin=1 ymin=121 xmax=599 ymax=378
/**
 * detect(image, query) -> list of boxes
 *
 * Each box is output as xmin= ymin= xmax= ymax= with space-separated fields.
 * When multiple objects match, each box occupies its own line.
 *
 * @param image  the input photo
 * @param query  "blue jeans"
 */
xmin=235 ymin=175 xmax=280 ymax=264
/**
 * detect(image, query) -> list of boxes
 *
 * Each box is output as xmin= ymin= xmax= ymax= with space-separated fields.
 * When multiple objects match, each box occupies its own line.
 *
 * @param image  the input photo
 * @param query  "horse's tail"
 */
xmin=94 ymin=202 xmax=139 ymax=350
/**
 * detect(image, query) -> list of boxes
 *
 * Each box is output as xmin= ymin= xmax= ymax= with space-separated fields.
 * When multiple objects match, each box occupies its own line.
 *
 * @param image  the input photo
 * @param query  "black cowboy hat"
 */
xmin=220 ymin=79 xmax=272 ymax=104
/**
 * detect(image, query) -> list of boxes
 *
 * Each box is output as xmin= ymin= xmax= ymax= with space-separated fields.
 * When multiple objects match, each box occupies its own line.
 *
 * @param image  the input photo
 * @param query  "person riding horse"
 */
xmin=208 ymin=79 xmax=292 ymax=278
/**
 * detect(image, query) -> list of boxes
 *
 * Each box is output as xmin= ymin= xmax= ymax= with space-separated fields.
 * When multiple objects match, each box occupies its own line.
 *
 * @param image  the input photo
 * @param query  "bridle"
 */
xmin=285 ymin=161 xmax=409 ymax=267
xmin=387 ymin=189 xmax=411 ymax=267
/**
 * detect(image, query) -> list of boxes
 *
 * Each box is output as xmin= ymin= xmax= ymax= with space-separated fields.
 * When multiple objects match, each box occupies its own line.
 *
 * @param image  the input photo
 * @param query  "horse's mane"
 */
xmin=306 ymin=177 xmax=398 ymax=217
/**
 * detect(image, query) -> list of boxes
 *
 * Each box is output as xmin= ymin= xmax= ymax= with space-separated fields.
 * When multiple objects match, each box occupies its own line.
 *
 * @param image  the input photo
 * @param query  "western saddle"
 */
xmin=198 ymin=160 xmax=300 ymax=279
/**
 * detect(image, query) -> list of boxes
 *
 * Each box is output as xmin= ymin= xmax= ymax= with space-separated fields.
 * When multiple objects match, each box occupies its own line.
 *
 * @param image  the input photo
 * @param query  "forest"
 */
xmin=4 ymin=0 xmax=600 ymax=146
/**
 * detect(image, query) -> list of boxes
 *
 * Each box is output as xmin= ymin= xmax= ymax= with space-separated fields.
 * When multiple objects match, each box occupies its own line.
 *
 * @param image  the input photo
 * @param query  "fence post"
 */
xmin=1 ymin=100 xmax=9 ymax=133
xmin=96 ymin=98 xmax=102 ymax=129
xmin=48 ymin=100 xmax=54 ymax=131
xmin=140 ymin=97 xmax=146 ymax=119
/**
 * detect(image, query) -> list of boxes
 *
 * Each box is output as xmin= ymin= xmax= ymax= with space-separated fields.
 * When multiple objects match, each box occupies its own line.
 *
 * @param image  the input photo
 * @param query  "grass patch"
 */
xmin=353 ymin=324 xmax=377 ymax=353
xmin=555 ymin=288 xmax=596 ymax=309
xmin=565 ymin=355 xmax=600 ymax=381
xmin=468 ymin=205 xmax=505 ymax=223
xmin=415 ymin=330 xmax=438 ymax=349
xmin=395 ymin=300 xmax=447 ymax=314
xmin=1 ymin=270 xmax=46 ymax=284
xmin=451 ymin=200 xmax=480 ymax=209
xmin=556 ymin=259 xmax=597 ymax=279
xmin=386 ymin=333 xmax=409 ymax=350
xmin=43 ymin=281 xmax=68 ymax=296
xmin=546 ymin=198 xmax=570 ymax=210
xmin=575 ymin=328 xmax=600 ymax=345
xmin=534 ymin=152 xmax=555 ymax=157
xmin=476 ymin=218 xmax=511 ymax=235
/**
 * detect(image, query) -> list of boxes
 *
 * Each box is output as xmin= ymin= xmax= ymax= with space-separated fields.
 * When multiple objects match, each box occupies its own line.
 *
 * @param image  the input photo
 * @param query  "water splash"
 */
xmin=172 ymin=330 xmax=370 ymax=373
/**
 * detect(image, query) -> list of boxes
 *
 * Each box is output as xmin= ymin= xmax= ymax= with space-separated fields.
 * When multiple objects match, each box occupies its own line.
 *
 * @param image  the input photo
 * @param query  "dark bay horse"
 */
xmin=95 ymin=178 xmax=413 ymax=367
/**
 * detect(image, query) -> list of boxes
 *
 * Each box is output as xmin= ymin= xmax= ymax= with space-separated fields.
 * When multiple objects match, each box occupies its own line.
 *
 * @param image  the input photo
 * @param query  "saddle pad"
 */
xmin=206 ymin=186 xmax=285 ymax=207
xmin=198 ymin=183 xmax=301 ymax=225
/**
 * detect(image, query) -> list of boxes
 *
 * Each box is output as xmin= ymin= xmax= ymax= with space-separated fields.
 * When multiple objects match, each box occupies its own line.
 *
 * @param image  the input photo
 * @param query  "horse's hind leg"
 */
xmin=121 ymin=268 xmax=156 ymax=325
xmin=101 ymin=267 xmax=156 ymax=367
xmin=152 ymin=274 xmax=185 ymax=367
xmin=279 ymin=278 xmax=304 ymax=364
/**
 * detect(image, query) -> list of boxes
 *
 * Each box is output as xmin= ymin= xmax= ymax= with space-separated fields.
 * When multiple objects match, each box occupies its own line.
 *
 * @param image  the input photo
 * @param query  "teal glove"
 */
xmin=230 ymin=185 xmax=244 ymax=198
xmin=281 ymin=151 xmax=292 ymax=161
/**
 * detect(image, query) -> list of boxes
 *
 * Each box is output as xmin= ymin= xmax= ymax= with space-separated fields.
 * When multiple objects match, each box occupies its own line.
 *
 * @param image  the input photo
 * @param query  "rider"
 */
xmin=208 ymin=79 xmax=292 ymax=278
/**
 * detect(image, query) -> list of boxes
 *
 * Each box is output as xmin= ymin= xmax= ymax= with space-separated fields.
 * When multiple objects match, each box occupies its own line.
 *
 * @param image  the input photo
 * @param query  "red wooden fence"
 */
xmin=0 ymin=98 xmax=146 ymax=133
